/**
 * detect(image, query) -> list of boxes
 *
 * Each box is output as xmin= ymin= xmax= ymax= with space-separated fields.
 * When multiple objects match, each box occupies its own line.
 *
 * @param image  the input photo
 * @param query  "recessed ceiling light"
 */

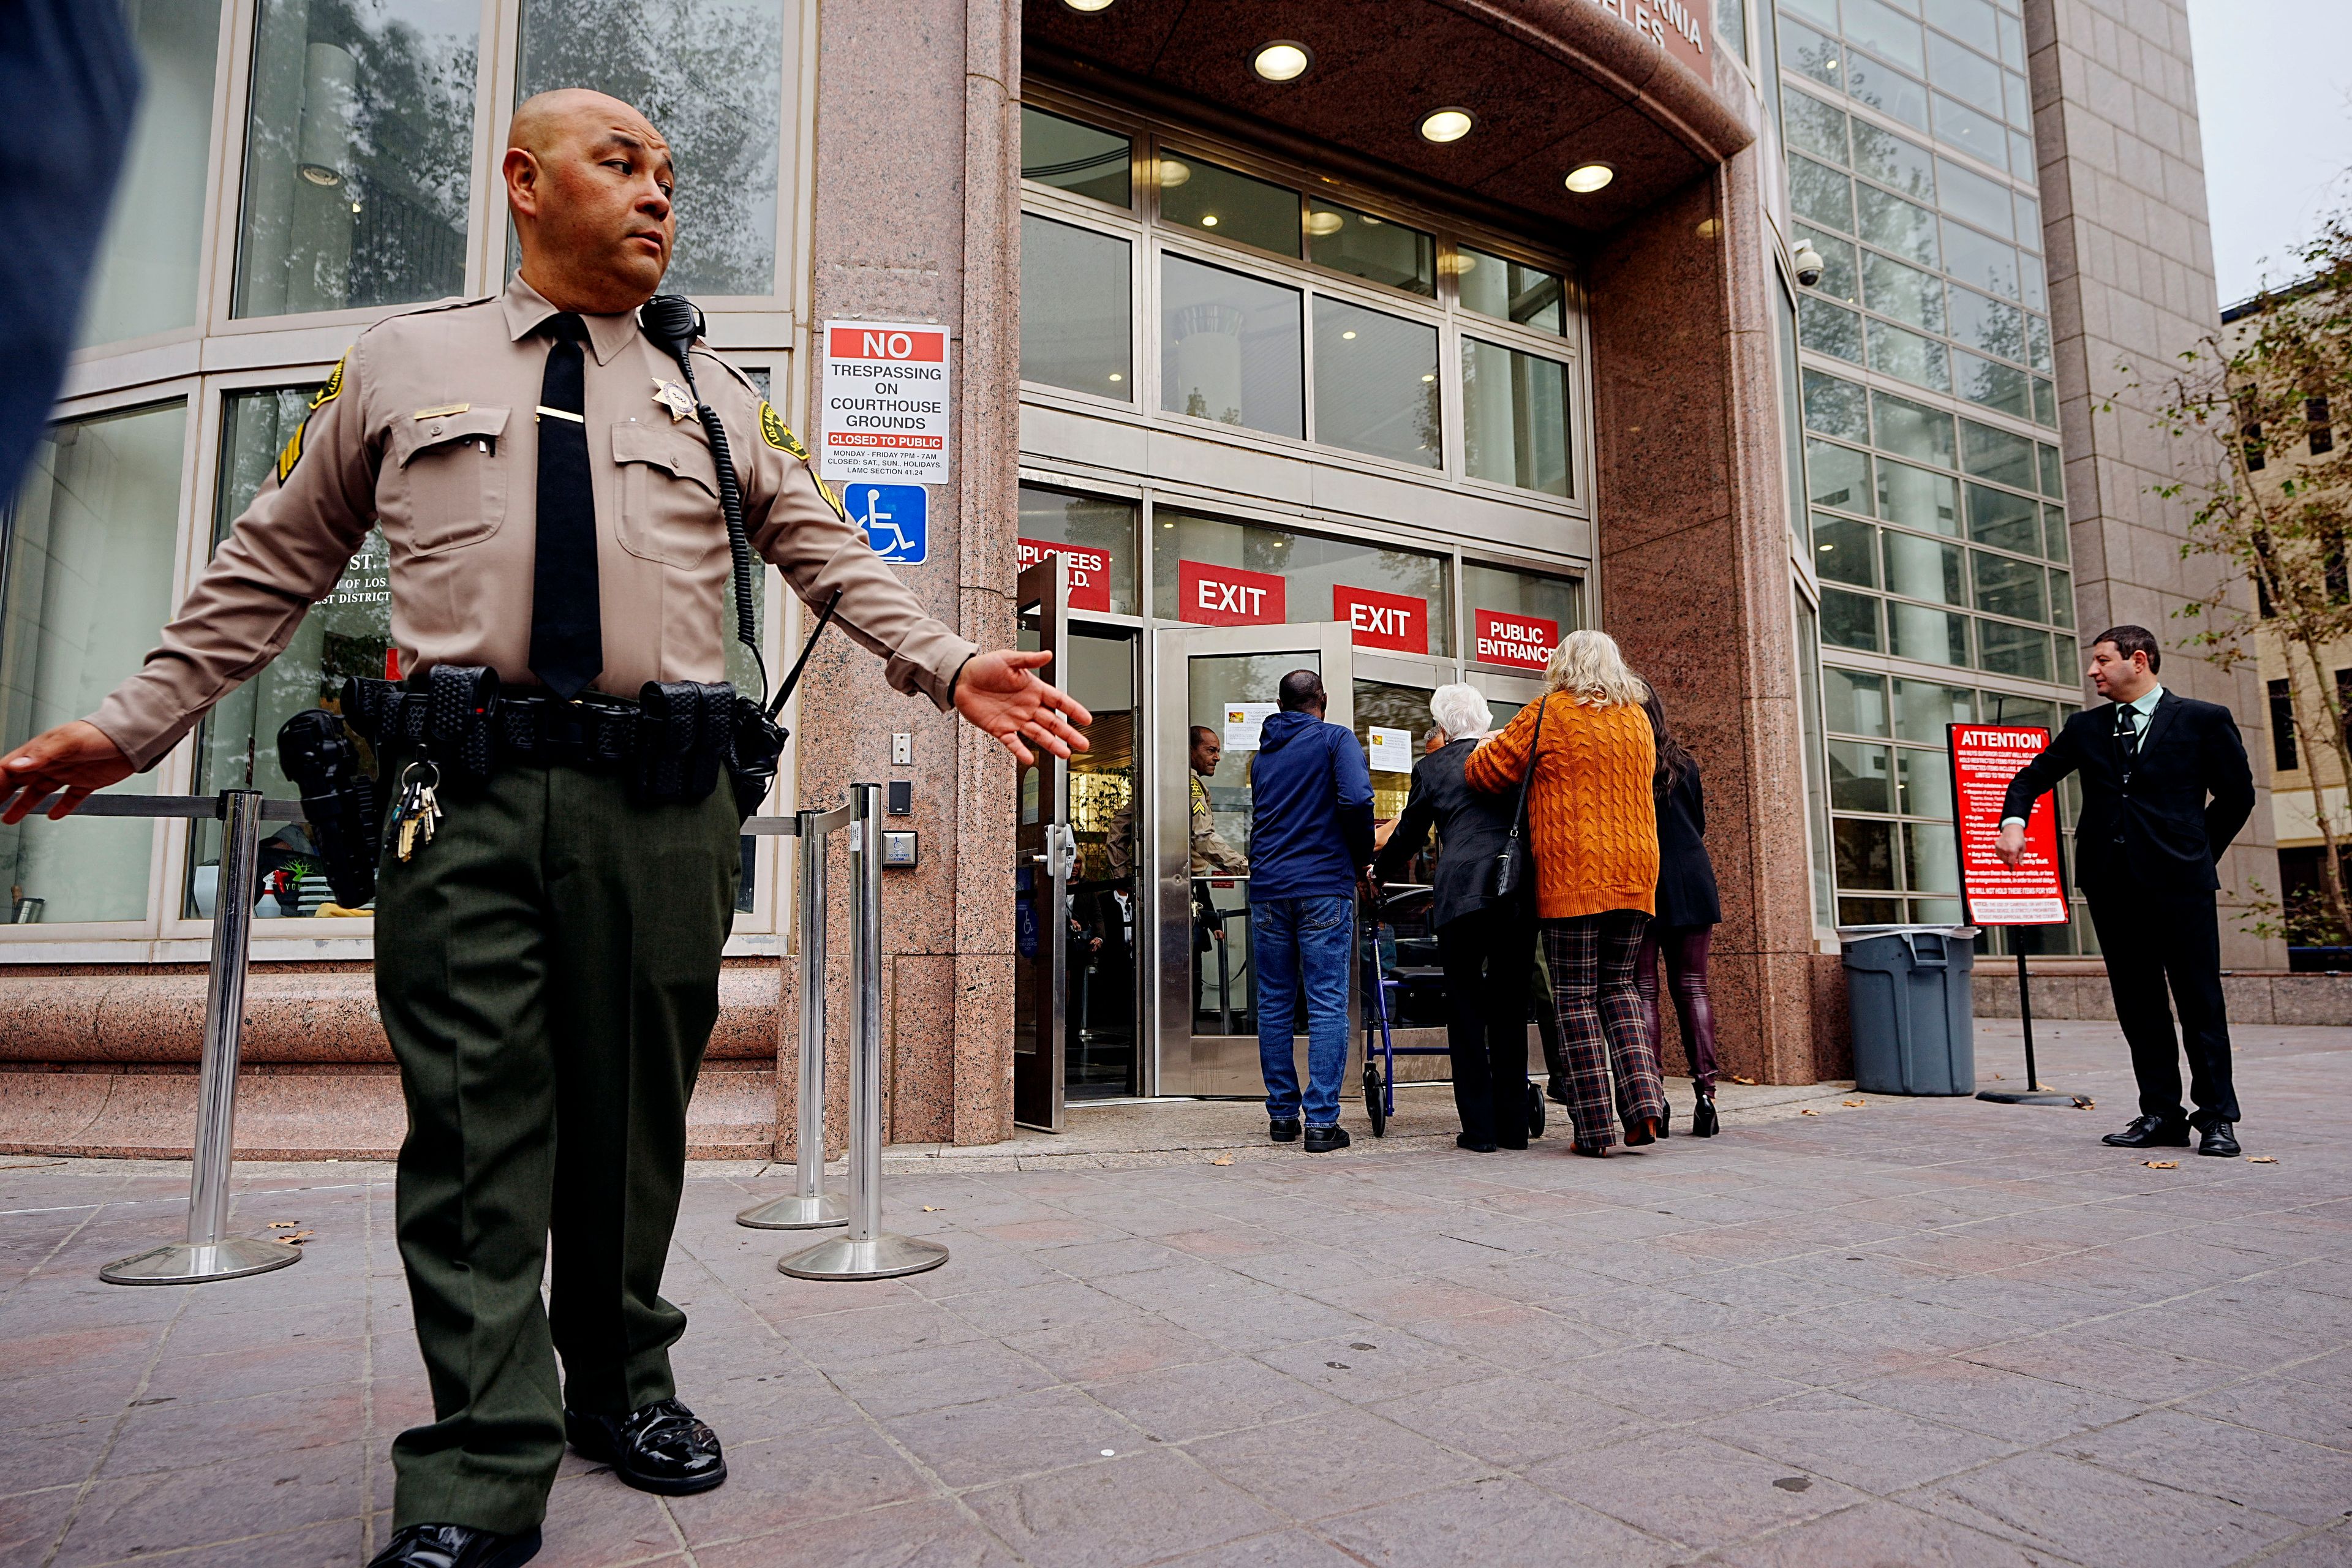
xmin=1200 ymin=214 xmax=1219 ymax=226
xmin=1063 ymin=0 xmax=1114 ymax=11
xmin=1420 ymin=373 xmax=1436 ymax=382
xmin=1107 ymin=372 xmax=1123 ymax=382
xmin=1419 ymin=108 xmax=1474 ymax=143
xmin=1564 ymin=162 xmax=1615 ymax=193
xmin=1341 ymin=330 xmax=1357 ymax=340
xmin=1305 ymin=209 xmax=1345 ymax=236
xmin=1252 ymin=41 xmax=1311 ymax=82
xmin=1437 ymin=252 xmax=1475 ymax=276
xmin=1158 ymin=157 xmax=1191 ymax=189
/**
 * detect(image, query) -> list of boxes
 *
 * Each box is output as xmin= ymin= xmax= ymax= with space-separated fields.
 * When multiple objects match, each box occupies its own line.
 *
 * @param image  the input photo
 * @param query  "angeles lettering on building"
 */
xmin=1578 ymin=0 xmax=1708 ymax=75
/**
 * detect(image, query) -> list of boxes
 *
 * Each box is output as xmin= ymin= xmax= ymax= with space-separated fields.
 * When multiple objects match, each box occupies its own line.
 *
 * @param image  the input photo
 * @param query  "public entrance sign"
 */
xmin=1017 ymin=538 xmax=1111 ymax=611
xmin=820 ymin=322 xmax=951 ymax=484
xmin=1178 ymin=560 xmax=1286 ymax=626
xmin=1948 ymin=723 xmax=2068 ymax=925
xmin=1333 ymin=585 xmax=1428 ymax=654
xmin=845 ymin=483 xmax=928 ymax=564
xmin=1473 ymin=609 xmax=1558 ymax=671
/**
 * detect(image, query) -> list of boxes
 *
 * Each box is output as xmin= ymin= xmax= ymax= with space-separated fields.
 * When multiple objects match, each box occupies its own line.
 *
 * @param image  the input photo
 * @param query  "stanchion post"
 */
xmin=739 ymin=807 xmax=849 ymax=1230
xmin=778 ymin=784 xmax=948 ymax=1281
xmin=102 ymin=790 xmax=301 ymax=1284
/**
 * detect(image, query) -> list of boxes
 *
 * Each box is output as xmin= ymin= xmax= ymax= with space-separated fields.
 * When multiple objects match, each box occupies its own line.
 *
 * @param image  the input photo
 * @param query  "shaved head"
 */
xmin=503 ymin=89 xmax=676 ymax=314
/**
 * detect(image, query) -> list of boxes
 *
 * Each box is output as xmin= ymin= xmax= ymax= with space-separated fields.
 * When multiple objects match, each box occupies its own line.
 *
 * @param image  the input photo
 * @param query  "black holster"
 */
xmin=276 ymin=708 xmax=380 ymax=907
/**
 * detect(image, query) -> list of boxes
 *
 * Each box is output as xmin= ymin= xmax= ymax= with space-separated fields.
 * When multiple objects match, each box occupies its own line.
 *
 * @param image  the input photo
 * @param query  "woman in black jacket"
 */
xmin=1635 ymin=685 xmax=1723 ymax=1136
xmin=1373 ymin=684 xmax=1534 ymax=1151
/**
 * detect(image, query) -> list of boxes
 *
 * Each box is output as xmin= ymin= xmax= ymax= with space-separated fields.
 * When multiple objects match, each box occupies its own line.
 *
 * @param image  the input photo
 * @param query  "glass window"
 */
xmin=2037 ymin=442 xmax=2064 ymax=497
xmin=1813 ymin=515 xmax=1879 ymax=586
xmin=2014 ymin=189 xmax=2042 ymax=244
xmin=1717 ymin=0 xmax=1750 ymax=59
xmin=1971 ymin=552 xmax=2044 ymax=619
xmin=1955 ymin=350 xmax=2031 ymax=418
xmin=1847 ymin=53 xmax=1931 ymax=131
xmin=1978 ymin=620 xmax=2049 ymax=678
xmin=1932 ymin=94 xmax=2009 ymax=168
xmin=1 ymin=402 xmax=188 ymax=924
xmin=1852 ymin=123 xmax=1935 ymax=197
xmin=1926 ymin=34 xmax=2004 ymax=121
xmin=1868 ymin=320 xmax=1951 ymax=391
xmin=1891 ymin=677 xmax=1972 ymax=742
xmin=2042 ymin=503 xmax=2070 ymax=562
xmin=1800 ymin=296 xmax=1864 ymax=363
xmin=1934 ymin=155 xmax=2012 ymax=236
xmin=1312 ymin=299 xmax=1440 ymax=468
xmin=1883 ymin=531 xmax=1964 ymax=603
xmin=1926 ymin=0 xmax=1999 ymax=53
xmin=1461 ymin=339 xmax=1571 ymax=497
xmin=1828 ymin=740 xmax=1894 ymax=811
xmin=1948 ymin=287 xmax=2024 ymax=361
xmin=1020 ymin=215 xmax=1131 ymax=398
xmin=1021 ymin=106 xmax=1131 ymax=206
xmin=1902 ymin=821 xmax=1959 ymax=890
xmin=1985 ymin=693 xmax=2057 ymax=729
xmin=1966 ymin=482 xmax=2039 ymax=552
xmin=1800 ymin=229 xmax=1861 ymax=304
xmin=1160 ymin=254 xmax=1302 ymax=437
xmin=1309 ymin=202 xmax=1436 ymax=297
xmin=1996 ymin=8 xmax=2024 ymax=65
xmin=1943 ymin=221 xmax=2019 ymax=299
xmin=1823 ymin=666 xmax=1891 ymax=734
xmin=1861 ymin=251 xmax=1945 ymax=331
xmin=1452 ymin=247 xmax=1565 ymax=333
xmin=1153 ymin=512 xmax=1451 ymax=654
xmin=1781 ymin=18 xmax=1845 ymax=89
xmin=1834 ymin=817 xmax=1898 ymax=888
xmin=1897 ymin=744 xmax=1956 ymax=816
xmin=187 ymin=388 xmax=391 ymax=916
xmin=1807 ymin=439 xmax=1872 ymax=514
xmin=1798 ymin=601 xmax=1839 ymax=927
xmin=1961 ymin=418 xmax=2037 ymax=486
xmin=2002 ymin=69 xmax=2033 ymax=130
xmin=2047 ymin=567 xmax=2075 ymax=627
xmin=1783 ymin=0 xmax=1838 ymax=30
xmin=1159 ymin=153 xmax=1298 ymax=257
xmin=1804 ymin=370 xmax=1870 ymax=441
xmin=1464 ymin=562 xmax=1581 ymax=666
xmin=2019 ymin=251 xmax=2046 ymax=311
xmin=1846 ymin=0 xmax=1925 ymax=67
xmin=1792 ymin=157 xmax=1856 ymax=232
xmin=1019 ymin=486 xmax=1140 ymax=617
xmin=2032 ymin=377 xmax=2057 ymax=427
xmin=1858 ymin=187 xmax=1940 ymax=267
xmin=1784 ymin=89 xmax=1851 ymax=164
xmin=1889 ymin=602 xmax=1970 ymax=665
xmin=2026 ymin=314 xmax=2053 ymax=371
xmin=2010 ymin=129 xmax=2037 ymax=176
xmin=79 ymin=0 xmax=223 ymax=347
xmin=1873 ymin=391 xmax=1957 ymax=466
xmin=1878 ymin=458 xmax=1960 ymax=532
xmin=518 ymin=1 xmax=787 ymax=296
xmin=1821 ymin=587 xmax=1882 ymax=650
xmin=236 ymin=0 xmax=480 ymax=317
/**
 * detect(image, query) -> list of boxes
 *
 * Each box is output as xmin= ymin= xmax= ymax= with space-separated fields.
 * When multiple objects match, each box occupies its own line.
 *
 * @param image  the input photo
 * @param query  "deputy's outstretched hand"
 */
xmin=954 ymin=649 xmax=1093 ymax=766
xmin=0 ymin=722 xmax=134 ymax=824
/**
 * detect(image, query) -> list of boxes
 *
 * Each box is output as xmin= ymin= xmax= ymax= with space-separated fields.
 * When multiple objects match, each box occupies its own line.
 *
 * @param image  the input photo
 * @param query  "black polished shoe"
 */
xmin=2102 ymin=1114 xmax=2192 ymax=1149
xmin=1268 ymin=1117 xmax=1302 ymax=1143
xmin=1303 ymin=1124 xmax=1351 ymax=1154
xmin=2198 ymin=1121 xmax=2241 ymax=1158
xmin=1455 ymin=1133 xmax=1497 ymax=1152
xmin=369 ymin=1523 xmax=541 ymax=1568
xmin=1691 ymin=1093 xmax=1720 ymax=1138
xmin=565 ymin=1398 xmax=727 ymax=1496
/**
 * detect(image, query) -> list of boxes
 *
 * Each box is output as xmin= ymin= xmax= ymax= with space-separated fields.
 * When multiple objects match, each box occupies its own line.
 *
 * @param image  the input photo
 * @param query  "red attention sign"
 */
xmin=1333 ymin=585 xmax=1428 ymax=654
xmin=1473 ymin=609 xmax=1559 ymax=671
xmin=1578 ymin=0 xmax=1709 ymax=77
xmin=1178 ymin=560 xmax=1285 ymax=626
xmin=1017 ymin=538 xmax=1112 ymax=612
xmin=1950 ymin=725 xmax=2068 ymax=925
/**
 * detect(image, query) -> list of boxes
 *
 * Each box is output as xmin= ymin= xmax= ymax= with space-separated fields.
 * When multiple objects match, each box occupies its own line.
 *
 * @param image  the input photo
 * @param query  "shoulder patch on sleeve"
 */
xmin=276 ymin=419 xmax=306 ymax=483
xmin=309 ymin=352 xmax=348 ymax=410
xmin=760 ymin=402 xmax=812 ymax=461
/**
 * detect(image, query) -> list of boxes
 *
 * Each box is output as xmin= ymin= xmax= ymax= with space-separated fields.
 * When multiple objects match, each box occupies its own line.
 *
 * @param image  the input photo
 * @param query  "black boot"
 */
xmin=565 ymin=1398 xmax=727 ymax=1496
xmin=369 ymin=1525 xmax=541 ymax=1568
xmin=1692 ymin=1091 xmax=1719 ymax=1137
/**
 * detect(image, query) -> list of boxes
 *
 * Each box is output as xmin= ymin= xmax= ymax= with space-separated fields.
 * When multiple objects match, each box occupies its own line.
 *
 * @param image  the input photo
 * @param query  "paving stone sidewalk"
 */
xmin=3 ymin=1018 xmax=2350 ymax=1567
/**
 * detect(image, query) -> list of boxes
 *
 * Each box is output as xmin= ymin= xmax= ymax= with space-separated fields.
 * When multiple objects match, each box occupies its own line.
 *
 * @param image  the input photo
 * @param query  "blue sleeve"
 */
xmin=1333 ymin=728 xmax=1375 ymax=870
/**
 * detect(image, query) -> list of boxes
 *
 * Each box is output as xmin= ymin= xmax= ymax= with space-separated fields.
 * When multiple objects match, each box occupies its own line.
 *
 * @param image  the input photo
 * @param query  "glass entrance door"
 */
xmin=1152 ymin=620 xmax=1355 ymax=1096
xmin=1012 ymin=556 xmax=1071 ymax=1131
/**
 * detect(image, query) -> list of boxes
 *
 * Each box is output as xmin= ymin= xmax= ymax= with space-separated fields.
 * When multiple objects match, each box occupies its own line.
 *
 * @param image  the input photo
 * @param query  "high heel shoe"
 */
xmin=1692 ymin=1092 xmax=1719 ymax=1137
xmin=1623 ymin=1115 xmax=1661 ymax=1147
xmin=1569 ymin=1140 xmax=1610 ymax=1158
xmin=1657 ymin=1099 xmax=1673 ymax=1139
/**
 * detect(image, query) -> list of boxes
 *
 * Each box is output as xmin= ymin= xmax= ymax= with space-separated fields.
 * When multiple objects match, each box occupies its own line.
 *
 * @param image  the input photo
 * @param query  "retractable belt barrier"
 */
xmin=739 ymin=784 xmax=948 ymax=1281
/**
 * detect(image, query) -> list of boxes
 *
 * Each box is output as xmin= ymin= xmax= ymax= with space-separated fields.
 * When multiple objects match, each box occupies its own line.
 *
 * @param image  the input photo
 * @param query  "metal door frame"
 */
xmin=1012 ymin=554 xmax=1072 ymax=1131
xmin=1150 ymin=620 xmax=1355 ymax=1098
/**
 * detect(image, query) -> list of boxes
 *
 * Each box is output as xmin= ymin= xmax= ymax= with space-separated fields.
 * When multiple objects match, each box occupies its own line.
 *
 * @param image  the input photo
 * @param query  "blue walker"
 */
xmin=1360 ymin=884 xmax=1547 ymax=1140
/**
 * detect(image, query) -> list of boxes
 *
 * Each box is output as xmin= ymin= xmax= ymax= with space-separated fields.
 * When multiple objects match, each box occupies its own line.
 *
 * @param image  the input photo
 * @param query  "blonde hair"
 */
xmin=1543 ymin=628 xmax=1647 ymax=707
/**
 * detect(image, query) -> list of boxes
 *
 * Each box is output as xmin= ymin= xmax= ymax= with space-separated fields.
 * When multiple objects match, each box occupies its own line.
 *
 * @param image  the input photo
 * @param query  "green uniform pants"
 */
xmin=372 ymin=754 xmax=739 ymax=1533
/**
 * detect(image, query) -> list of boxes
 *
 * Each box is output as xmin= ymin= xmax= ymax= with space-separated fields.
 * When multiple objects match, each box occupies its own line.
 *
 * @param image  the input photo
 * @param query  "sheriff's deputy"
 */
xmin=0 ymin=90 xmax=1090 ymax=1568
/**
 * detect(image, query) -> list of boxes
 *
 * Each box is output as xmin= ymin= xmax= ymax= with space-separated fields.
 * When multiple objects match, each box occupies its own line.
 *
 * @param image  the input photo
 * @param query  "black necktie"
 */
xmin=2116 ymin=704 xmax=2140 ymax=760
xmin=529 ymin=313 xmax=601 ymax=698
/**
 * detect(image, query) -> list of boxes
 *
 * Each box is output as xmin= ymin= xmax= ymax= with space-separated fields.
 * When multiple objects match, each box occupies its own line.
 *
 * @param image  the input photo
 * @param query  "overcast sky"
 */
xmin=2185 ymin=0 xmax=2352 ymax=306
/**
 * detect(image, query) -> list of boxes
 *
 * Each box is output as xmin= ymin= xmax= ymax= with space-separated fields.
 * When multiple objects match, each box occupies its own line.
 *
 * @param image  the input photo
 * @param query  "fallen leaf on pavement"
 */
xmin=2249 ymin=1155 xmax=2278 ymax=1164
xmin=1728 ymin=1075 xmax=1758 ymax=1085
xmin=267 ymin=1221 xmax=300 ymax=1229
xmin=2071 ymin=1096 xmax=2097 ymax=1110
xmin=1841 ymin=1099 xmax=1866 ymax=1107
xmin=2143 ymin=1160 xmax=2178 ymax=1169
xmin=920 ymin=1206 xmax=940 ymax=1212
xmin=1798 ymin=1108 xmax=1820 ymax=1116
xmin=1210 ymin=1155 xmax=1234 ymax=1166
xmin=276 ymin=1231 xmax=314 ymax=1245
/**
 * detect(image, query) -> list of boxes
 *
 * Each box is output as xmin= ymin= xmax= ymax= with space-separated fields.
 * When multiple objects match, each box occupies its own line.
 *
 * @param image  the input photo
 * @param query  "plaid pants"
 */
xmin=1540 ymin=912 xmax=1667 ymax=1148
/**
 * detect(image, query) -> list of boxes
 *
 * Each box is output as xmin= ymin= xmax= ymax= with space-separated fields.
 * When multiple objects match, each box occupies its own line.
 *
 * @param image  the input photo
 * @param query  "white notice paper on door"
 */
xmin=1367 ymin=726 xmax=1415 ymax=774
xmin=1223 ymin=703 xmax=1277 ymax=752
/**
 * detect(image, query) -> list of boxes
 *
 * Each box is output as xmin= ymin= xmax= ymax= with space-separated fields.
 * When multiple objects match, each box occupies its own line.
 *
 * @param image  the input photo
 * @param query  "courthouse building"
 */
xmin=0 ymin=0 xmax=2269 ymax=1157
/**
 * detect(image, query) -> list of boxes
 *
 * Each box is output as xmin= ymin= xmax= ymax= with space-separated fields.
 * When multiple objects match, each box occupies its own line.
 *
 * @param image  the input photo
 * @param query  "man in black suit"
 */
xmin=1994 ymin=625 xmax=2256 ymax=1156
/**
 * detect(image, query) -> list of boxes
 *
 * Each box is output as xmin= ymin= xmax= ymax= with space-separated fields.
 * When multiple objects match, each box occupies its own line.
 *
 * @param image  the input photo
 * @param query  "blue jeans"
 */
xmin=1251 ymin=894 xmax=1353 ymax=1126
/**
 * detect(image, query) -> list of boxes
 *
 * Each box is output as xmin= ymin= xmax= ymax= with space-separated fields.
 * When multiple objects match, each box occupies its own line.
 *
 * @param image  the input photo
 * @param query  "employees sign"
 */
xmin=1948 ymin=724 xmax=2069 ymax=925
xmin=1017 ymin=538 xmax=1112 ymax=612
xmin=821 ymin=322 xmax=950 ymax=484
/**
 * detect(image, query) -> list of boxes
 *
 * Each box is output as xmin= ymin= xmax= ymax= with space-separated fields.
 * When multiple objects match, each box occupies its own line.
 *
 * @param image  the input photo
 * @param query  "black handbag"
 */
xmin=1488 ymin=693 xmax=1548 ymax=903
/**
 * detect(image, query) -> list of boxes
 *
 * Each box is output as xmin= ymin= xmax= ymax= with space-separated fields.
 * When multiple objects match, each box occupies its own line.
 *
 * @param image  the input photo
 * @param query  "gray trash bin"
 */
xmin=1839 ymin=924 xmax=1980 ymax=1095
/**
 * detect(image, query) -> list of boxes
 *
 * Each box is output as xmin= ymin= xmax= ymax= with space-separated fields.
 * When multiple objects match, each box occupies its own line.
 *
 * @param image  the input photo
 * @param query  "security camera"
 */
xmin=1792 ymin=241 xmax=1825 ymax=288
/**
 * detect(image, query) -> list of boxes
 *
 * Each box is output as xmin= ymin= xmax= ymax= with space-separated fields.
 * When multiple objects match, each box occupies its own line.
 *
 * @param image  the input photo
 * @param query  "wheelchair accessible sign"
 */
xmin=845 ymin=482 xmax=929 ymax=565
xmin=821 ymin=320 xmax=951 ymax=486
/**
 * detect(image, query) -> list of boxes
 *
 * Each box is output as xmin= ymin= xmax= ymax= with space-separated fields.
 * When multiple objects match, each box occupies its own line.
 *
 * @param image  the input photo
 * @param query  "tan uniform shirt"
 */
xmin=1190 ymin=773 xmax=1248 ymax=873
xmin=90 ymin=276 xmax=978 ymax=769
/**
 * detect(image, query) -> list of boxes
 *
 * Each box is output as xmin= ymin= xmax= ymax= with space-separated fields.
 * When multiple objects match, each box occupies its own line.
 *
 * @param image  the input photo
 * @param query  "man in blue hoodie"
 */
xmin=1248 ymin=670 xmax=1376 ymax=1152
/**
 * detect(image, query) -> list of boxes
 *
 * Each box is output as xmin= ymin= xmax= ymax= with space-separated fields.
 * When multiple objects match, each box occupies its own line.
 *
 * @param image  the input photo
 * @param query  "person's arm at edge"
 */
xmin=1373 ymin=760 xmax=1438 ymax=884
xmin=2204 ymin=706 xmax=2256 ymax=854
xmin=1462 ymin=699 xmax=1537 ymax=795
xmin=1333 ymin=727 xmax=1376 ymax=872
xmin=1998 ymin=718 xmax=2084 ymax=826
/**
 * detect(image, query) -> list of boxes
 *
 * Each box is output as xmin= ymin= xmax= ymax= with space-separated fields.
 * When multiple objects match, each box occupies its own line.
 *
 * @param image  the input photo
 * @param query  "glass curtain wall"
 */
xmin=77 ymin=1 xmax=224 ymax=348
xmin=1775 ymin=0 xmax=2093 ymax=948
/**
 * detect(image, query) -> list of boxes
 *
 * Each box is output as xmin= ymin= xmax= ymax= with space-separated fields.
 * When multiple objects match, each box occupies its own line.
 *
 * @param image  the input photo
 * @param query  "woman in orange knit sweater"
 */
xmin=1465 ymin=630 xmax=1668 ymax=1154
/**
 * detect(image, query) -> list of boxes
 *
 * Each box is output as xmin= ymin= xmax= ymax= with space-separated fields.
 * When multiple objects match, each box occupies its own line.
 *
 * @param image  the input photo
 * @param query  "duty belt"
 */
xmin=343 ymin=666 xmax=739 ymax=807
